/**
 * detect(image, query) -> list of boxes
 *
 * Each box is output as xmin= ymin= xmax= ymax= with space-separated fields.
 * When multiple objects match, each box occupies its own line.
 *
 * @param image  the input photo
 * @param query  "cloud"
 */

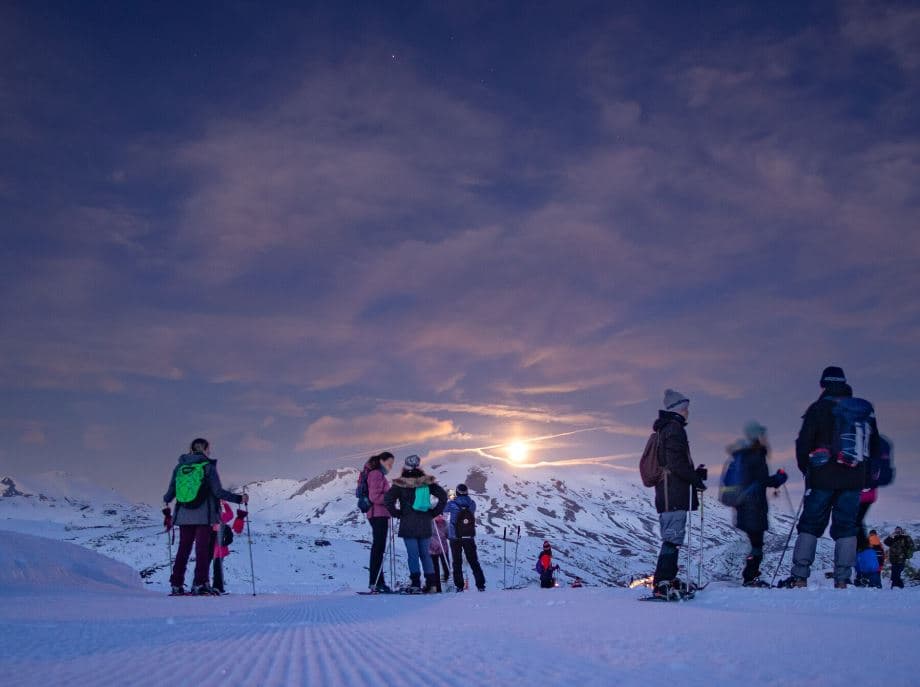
xmin=83 ymin=424 xmax=113 ymax=451
xmin=296 ymin=412 xmax=461 ymax=451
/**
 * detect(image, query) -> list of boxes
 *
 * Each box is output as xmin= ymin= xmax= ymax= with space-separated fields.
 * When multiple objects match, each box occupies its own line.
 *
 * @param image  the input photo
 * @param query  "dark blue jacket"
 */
xmin=795 ymin=382 xmax=876 ymax=491
xmin=653 ymin=411 xmax=700 ymax=513
xmin=729 ymin=440 xmax=784 ymax=534
xmin=444 ymin=494 xmax=476 ymax=540
xmin=384 ymin=470 xmax=447 ymax=539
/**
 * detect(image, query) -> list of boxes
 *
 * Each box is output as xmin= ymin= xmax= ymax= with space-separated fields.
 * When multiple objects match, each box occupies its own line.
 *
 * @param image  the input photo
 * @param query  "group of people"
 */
xmin=362 ymin=451 xmax=487 ymax=593
xmin=648 ymin=366 xmax=913 ymax=599
xmin=160 ymin=365 xmax=913 ymax=597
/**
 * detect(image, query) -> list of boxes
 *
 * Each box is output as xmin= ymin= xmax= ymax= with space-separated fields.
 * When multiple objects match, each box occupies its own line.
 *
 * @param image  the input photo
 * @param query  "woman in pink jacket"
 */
xmin=365 ymin=451 xmax=395 ymax=592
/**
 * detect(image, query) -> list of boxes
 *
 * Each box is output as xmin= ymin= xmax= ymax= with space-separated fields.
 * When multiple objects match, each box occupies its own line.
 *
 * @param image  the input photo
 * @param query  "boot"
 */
xmin=742 ymin=554 xmax=763 ymax=584
xmin=777 ymin=575 xmax=807 ymax=588
xmin=424 ymin=573 xmax=439 ymax=593
xmin=652 ymin=544 xmax=679 ymax=589
xmin=409 ymin=572 xmax=422 ymax=591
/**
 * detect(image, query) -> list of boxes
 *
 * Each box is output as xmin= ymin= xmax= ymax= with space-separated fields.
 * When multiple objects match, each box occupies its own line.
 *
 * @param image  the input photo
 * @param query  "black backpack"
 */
xmin=455 ymin=505 xmax=476 ymax=538
xmin=355 ymin=466 xmax=372 ymax=513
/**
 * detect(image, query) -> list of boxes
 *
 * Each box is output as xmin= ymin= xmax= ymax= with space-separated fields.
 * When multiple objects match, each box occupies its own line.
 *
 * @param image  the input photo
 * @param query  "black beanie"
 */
xmin=820 ymin=366 xmax=846 ymax=387
xmin=456 ymin=483 xmax=469 ymax=495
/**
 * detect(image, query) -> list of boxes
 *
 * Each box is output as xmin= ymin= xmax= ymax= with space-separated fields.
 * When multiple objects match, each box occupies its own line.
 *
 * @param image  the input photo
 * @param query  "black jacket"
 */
xmin=730 ymin=440 xmax=784 ymax=534
xmin=795 ymin=382 xmax=876 ymax=491
xmin=653 ymin=411 xmax=701 ymax=513
xmin=384 ymin=470 xmax=447 ymax=539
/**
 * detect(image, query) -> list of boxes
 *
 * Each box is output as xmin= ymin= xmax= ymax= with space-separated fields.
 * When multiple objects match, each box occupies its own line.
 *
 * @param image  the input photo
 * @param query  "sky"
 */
xmin=1 ymin=1 xmax=918 ymax=515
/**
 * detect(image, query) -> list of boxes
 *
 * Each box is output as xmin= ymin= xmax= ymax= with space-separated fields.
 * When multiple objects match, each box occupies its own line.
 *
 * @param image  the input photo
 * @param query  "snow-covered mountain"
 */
xmin=2 ymin=460 xmax=916 ymax=594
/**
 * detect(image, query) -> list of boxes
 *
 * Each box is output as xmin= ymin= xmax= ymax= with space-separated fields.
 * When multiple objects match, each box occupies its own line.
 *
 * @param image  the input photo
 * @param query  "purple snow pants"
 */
xmin=170 ymin=524 xmax=213 ymax=587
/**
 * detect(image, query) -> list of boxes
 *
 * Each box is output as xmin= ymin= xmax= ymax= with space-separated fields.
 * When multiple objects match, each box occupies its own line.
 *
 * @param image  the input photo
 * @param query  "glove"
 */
xmin=775 ymin=469 xmax=788 ymax=486
xmin=232 ymin=508 xmax=248 ymax=534
xmin=162 ymin=506 xmax=173 ymax=531
xmin=694 ymin=465 xmax=708 ymax=491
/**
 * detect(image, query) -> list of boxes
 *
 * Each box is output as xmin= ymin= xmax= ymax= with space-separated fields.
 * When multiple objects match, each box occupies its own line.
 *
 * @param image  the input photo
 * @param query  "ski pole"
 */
xmin=770 ymin=492 xmax=805 ymax=587
xmin=783 ymin=483 xmax=795 ymax=514
xmin=511 ymin=525 xmax=520 ymax=588
xmin=698 ymin=490 xmax=704 ymax=589
xmin=243 ymin=490 xmax=256 ymax=596
xmin=503 ymin=526 xmax=508 ymax=590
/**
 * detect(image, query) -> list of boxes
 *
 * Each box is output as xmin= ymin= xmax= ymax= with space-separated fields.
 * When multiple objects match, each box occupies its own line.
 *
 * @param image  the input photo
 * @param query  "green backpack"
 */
xmin=412 ymin=484 xmax=431 ymax=512
xmin=175 ymin=460 xmax=209 ymax=507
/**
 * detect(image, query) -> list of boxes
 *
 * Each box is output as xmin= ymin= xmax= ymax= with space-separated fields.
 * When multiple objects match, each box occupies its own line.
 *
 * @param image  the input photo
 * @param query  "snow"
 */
xmin=1 ymin=530 xmax=918 ymax=687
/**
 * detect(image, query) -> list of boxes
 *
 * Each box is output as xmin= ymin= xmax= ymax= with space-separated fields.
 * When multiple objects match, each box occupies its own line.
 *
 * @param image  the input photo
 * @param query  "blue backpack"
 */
xmin=719 ymin=450 xmax=753 ymax=508
xmin=831 ymin=398 xmax=876 ymax=468
xmin=867 ymin=435 xmax=894 ymax=488
xmin=355 ymin=466 xmax=372 ymax=513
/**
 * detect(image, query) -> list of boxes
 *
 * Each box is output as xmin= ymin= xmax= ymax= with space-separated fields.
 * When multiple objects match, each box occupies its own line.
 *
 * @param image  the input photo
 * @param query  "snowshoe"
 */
xmin=189 ymin=584 xmax=218 ymax=596
xmin=776 ymin=575 xmax=807 ymax=589
xmin=742 ymin=578 xmax=772 ymax=588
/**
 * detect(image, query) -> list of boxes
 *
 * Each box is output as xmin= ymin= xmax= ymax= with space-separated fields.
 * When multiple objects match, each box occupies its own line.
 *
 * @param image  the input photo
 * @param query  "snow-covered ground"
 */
xmin=1 ymin=530 xmax=918 ymax=687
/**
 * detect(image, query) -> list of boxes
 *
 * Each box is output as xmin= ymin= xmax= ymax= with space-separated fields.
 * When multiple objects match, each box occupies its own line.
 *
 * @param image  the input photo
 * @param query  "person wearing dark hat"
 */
xmin=444 ymin=483 xmax=487 ymax=591
xmin=535 ymin=540 xmax=558 ymax=588
xmin=779 ymin=366 xmax=881 ymax=589
xmin=650 ymin=389 xmax=707 ymax=599
xmin=384 ymin=455 xmax=448 ymax=592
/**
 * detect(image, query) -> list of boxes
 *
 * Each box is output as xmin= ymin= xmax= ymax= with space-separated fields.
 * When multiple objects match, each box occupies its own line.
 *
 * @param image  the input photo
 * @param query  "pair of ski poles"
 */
xmin=503 ymin=525 xmax=521 ymax=589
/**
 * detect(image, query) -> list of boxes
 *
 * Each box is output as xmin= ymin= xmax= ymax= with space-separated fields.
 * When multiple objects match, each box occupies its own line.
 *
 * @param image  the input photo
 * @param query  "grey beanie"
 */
xmin=404 ymin=454 xmax=421 ymax=469
xmin=743 ymin=421 xmax=767 ymax=442
xmin=662 ymin=388 xmax=690 ymax=412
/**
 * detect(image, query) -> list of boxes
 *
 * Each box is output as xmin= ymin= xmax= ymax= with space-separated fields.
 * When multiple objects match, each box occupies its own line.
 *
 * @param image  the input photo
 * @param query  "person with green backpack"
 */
xmin=384 ymin=454 xmax=447 ymax=592
xmin=163 ymin=438 xmax=248 ymax=595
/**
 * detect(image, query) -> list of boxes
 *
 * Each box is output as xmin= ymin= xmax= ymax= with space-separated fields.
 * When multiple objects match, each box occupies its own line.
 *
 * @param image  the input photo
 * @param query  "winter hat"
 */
xmin=456 ymin=483 xmax=469 ymax=495
xmin=743 ymin=421 xmax=767 ymax=442
xmin=820 ymin=366 xmax=846 ymax=387
xmin=662 ymin=389 xmax=690 ymax=413
xmin=894 ymin=526 xmax=904 ymax=535
xmin=404 ymin=454 xmax=421 ymax=469
xmin=542 ymin=540 xmax=551 ymax=550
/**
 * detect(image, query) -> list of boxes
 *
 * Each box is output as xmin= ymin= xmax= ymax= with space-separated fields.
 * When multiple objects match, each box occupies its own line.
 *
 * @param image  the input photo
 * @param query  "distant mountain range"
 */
xmin=2 ymin=460 xmax=910 ymax=593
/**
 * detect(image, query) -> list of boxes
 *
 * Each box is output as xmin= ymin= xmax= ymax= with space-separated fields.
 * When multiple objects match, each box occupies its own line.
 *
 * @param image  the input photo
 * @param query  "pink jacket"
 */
xmin=429 ymin=516 xmax=449 ymax=555
xmin=366 ymin=468 xmax=390 ymax=519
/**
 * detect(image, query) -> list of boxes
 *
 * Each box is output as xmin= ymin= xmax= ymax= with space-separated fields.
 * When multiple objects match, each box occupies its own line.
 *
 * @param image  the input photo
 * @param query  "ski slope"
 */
xmin=1 ymin=530 xmax=918 ymax=687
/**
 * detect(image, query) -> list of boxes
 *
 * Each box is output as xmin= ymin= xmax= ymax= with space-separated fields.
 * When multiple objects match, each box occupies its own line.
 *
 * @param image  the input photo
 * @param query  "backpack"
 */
xmin=639 ymin=432 xmax=665 ymax=487
xmin=831 ymin=397 xmax=876 ymax=468
xmin=867 ymin=435 xmax=894 ymax=489
xmin=411 ymin=485 xmax=431 ymax=512
xmin=355 ymin=466 xmax=372 ymax=513
xmin=455 ymin=505 xmax=476 ymax=538
xmin=719 ymin=450 xmax=752 ymax=508
xmin=175 ymin=460 xmax=209 ymax=507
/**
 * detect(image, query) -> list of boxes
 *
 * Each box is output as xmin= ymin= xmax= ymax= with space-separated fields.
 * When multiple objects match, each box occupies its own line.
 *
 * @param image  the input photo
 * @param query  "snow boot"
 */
xmin=169 ymin=585 xmax=186 ymax=596
xmin=190 ymin=584 xmax=216 ymax=596
xmin=742 ymin=553 xmax=763 ymax=585
xmin=424 ymin=573 xmax=439 ymax=593
xmin=742 ymin=578 xmax=772 ymax=588
xmin=409 ymin=572 xmax=422 ymax=592
xmin=652 ymin=543 xmax=679 ymax=589
xmin=835 ymin=580 xmax=849 ymax=589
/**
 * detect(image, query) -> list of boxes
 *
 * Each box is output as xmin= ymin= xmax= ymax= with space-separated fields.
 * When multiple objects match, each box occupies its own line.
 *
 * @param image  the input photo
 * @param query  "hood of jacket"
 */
xmin=178 ymin=452 xmax=214 ymax=466
xmin=820 ymin=382 xmax=853 ymax=401
xmin=453 ymin=494 xmax=474 ymax=509
xmin=653 ymin=410 xmax=686 ymax=432
xmin=392 ymin=473 xmax=437 ymax=488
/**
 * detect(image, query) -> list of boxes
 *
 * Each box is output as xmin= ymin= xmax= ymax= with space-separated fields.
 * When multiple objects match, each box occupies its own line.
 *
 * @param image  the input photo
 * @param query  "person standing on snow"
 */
xmin=726 ymin=422 xmax=788 ymax=586
xmin=444 ymin=483 xmax=487 ymax=592
xmin=163 ymin=438 xmax=247 ymax=596
xmin=779 ymin=366 xmax=881 ymax=589
xmin=384 ymin=455 xmax=448 ymax=593
xmin=884 ymin=527 xmax=915 ymax=589
xmin=535 ymin=540 xmax=558 ymax=588
xmin=651 ymin=389 xmax=707 ymax=598
xmin=364 ymin=451 xmax=395 ymax=593
xmin=428 ymin=514 xmax=450 ymax=592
